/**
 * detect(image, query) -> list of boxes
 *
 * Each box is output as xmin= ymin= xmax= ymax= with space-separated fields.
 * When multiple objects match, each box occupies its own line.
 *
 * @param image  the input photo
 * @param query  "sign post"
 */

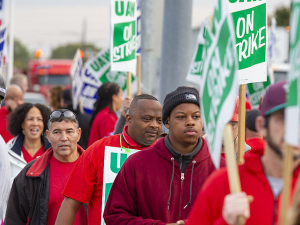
xmin=136 ymin=0 xmax=141 ymax=95
xmin=111 ymin=0 xmax=137 ymax=97
xmin=280 ymin=1 xmax=300 ymax=224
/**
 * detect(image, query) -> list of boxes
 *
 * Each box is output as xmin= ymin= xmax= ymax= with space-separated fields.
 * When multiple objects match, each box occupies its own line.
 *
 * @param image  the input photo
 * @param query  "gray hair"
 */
xmin=47 ymin=117 xmax=79 ymax=130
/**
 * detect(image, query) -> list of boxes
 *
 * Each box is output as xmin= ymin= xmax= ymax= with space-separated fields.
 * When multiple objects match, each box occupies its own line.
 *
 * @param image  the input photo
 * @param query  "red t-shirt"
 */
xmin=88 ymin=106 xmax=118 ymax=147
xmin=0 ymin=106 xmax=13 ymax=143
xmin=245 ymin=137 xmax=266 ymax=156
xmin=63 ymin=126 xmax=155 ymax=225
xmin=47 ymin=155 xmax=87 ymax=225
xmin=21 ymin=145 xmax=45 ymax=163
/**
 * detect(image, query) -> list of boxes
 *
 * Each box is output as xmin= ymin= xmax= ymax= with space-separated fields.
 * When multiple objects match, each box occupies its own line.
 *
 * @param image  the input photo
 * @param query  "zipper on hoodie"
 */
xmin=178 ymin=172 xmax=184 ymax=220
xmin=179 ymin=155 xmax=183 ymax=171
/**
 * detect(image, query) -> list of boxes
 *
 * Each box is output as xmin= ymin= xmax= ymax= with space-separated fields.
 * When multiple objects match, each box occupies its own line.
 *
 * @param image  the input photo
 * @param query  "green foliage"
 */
xmin=50 ymin=43 xmax=100 ymax=60
xmin=14 ymin=39 xmax=30 ymax=70
xmin=275 ymin=7 xmax=290 ymax=27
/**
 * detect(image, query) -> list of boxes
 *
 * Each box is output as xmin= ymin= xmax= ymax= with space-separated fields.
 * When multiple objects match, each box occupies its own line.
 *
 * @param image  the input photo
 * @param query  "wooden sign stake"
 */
xmin=279 ymin=144 xmax=293 ymax=225
xmin=127 ymin=72 xmax=132 ymax=98
xmin=237 ymin=84 xmax=246 ymax=164
xmin=224 ymin=123 xmax=245 ymax=225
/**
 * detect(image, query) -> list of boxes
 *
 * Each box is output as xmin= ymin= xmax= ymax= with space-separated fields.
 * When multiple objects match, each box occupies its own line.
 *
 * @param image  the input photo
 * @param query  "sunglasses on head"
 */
xmin=49 ymin=110 xmax=77 ymax=120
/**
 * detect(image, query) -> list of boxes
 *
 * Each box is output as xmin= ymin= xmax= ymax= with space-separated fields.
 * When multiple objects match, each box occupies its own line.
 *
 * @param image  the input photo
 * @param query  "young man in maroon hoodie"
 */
xmin=103 ymin=86 xmax=226 ymax=225
xmin=186 ymin=81 xmax=300 ymax=225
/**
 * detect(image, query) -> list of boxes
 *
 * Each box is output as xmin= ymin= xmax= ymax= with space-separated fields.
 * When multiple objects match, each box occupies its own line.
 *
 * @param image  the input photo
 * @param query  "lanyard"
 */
xmin=120 ymin=135 xmax=131 ymax=153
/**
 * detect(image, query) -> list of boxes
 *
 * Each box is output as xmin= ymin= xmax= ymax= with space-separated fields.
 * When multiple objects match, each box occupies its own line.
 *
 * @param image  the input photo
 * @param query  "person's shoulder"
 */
xmin=201 ymin=167 xmax=229 ymax=191
xmin=13 ymin=159 xmax=36 ymax=183
xmin=86 ymin=134 xmax=121 ymax=152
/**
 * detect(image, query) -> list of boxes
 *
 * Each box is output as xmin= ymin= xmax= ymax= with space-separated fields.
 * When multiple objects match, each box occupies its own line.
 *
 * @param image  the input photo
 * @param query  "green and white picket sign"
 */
xmin=285 ymin=0 xmax=300 ymax=147
xmin=70 ymin=49 xmax=84 ymax=111
xmin=247 ymin=66 xmax=274 ymax=108
xmin=101 ymin=146 xmax=139 ymax=225
xmin=228 ymin=0 xmax=267 ymax=84
xmin=200 ymin=0 xmax=239 ymax=168
xmin=81 ymin=47 xmax=137 ymax=114
xmin=186 ymin=23 xmax=206 ymax=85
xmin=110 ymin=0 xmax=137 ymax=74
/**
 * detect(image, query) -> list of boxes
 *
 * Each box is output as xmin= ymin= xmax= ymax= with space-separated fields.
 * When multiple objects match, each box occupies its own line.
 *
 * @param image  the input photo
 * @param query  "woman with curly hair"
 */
xmin=7 ymin=103 xmax=52 ymax=179
xmin=88 ymin=82 xmax=123 ymax=146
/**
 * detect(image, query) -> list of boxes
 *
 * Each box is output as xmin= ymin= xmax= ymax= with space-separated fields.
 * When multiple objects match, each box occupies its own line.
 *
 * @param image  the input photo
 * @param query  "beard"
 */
xmin=266 ymin=128 xmax=300 ymax=161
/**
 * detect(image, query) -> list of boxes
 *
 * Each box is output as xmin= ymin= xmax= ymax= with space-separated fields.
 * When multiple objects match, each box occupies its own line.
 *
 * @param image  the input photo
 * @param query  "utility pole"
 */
xmin=159 ymin=0 xmax=193 ymax=102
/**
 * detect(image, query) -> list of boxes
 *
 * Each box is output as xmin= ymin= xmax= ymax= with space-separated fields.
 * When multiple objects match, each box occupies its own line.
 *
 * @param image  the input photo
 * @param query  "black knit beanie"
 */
xmin=245 ymin=109 xmax=260 ymax=132
xmin=162 ymin=86 xmax=200 ymax=124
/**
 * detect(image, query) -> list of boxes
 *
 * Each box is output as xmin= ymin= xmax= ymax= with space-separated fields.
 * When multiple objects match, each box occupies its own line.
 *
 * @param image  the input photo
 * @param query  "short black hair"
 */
xmin=129 ymin=94 xmax=158 ymax=113
xmin=8 ymin=103 xmax=51 ymax=136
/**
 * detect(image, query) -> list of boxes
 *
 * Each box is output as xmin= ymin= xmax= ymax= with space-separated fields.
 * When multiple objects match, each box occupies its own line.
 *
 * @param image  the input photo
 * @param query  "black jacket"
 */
xmin=4 ymin=145 xmax=85 ymax=225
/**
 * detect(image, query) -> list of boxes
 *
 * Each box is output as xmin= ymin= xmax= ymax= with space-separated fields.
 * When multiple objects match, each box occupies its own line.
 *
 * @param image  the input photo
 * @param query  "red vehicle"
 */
xmin=28 ymin=59 xmax=73 ymax=96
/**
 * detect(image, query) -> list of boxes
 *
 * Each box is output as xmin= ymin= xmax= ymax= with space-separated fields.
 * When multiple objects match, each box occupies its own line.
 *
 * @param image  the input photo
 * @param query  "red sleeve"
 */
xmin=62 ymin=142 xmax=103 ymax=203
xmin=103 ymin=157 xmax=166 ymax=225
xmin=186 ymin=169 xmax=229 ymax=225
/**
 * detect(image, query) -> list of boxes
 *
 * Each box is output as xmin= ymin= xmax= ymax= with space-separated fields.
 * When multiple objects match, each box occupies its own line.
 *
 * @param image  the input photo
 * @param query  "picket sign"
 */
xmin=280 ymin=1 xmax=300 ymax=224
xmin=69 ymin=49 xmax=84 ymax=111
xmin=186 ymin=23 xmax=206 ymax=85
xmin=111 ymin=0 xmax=137 ymax=98
xmin=227 ymin=0 xmax=268 ymax=164
xmin=81 ymin=47 xmax=137 ymax=114
xmin=247 ymin=17 xmax=276 ymax=108
xmin=101 ymin=146 xmax=139 ymax=225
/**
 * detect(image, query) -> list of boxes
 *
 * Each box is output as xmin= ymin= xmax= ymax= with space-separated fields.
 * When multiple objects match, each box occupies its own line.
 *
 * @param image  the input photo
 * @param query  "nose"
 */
xmin=186 ymin=116 xmax=195 ymax=127
xmin=150 ymin=119 xmax=159 ymax=129
xmin=60 ymin=131 xmax=68 ymax=141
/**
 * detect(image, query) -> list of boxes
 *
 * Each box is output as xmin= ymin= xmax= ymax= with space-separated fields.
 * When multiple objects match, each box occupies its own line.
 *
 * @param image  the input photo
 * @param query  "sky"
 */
xmin=13 ymin=0 xmax=291 ymax=58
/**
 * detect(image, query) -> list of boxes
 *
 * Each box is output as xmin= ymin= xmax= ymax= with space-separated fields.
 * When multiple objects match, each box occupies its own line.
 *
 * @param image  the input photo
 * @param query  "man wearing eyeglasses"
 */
xmin=55 ymin=94 xmax=162 ymax=225
xmin=4 ymin=109 xmax=88 ymax=225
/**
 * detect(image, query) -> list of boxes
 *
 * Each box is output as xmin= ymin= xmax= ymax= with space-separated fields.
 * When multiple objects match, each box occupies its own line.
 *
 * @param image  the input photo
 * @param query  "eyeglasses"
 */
xmin=49 ymin=110 xmax=77 ymax=121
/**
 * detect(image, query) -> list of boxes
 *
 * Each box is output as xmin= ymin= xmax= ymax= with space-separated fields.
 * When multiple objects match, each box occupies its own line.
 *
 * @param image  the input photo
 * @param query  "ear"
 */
xmin=126 ymin=113 xmax=131 ymax=125
xmin=77 ymin=128 xmax=82 ymax=142
xmin=165 ymin=118 xmax=170 ymax=129
xmin=256 ymin=115 xmax=266 ymax=139
xmin=21 ymin=121 xmax=25 ymax=130
xmin=46 ymin=130 xmax=51 ymax=144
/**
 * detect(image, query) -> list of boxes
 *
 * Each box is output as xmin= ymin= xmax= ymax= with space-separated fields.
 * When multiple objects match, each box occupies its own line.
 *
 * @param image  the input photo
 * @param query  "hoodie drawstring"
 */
xmin=167 ymin=157 xmax=175 ymax=210
xmin=184 ymin=160 xmax=196 ymax=209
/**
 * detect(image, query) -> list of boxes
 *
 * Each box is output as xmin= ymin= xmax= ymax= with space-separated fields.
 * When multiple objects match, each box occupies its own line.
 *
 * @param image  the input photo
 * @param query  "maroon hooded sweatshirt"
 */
xmin=103 ymin=137 xmax=226 ymax=224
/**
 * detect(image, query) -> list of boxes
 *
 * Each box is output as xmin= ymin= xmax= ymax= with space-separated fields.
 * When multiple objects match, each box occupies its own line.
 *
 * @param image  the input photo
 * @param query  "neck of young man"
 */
xmin=53 ymin=149 xmax=80 ymax=163
xmin=23 ymin=137 xmax=43 ymax=155
xmin=168 ymin=135 xmax=198 ymax=155
xmin=261 ymin=145 xmax=300 ymax=178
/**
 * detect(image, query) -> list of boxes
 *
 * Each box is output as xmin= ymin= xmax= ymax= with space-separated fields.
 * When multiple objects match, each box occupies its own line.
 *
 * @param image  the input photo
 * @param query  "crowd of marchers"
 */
xmin=1 ymin=74 xmax=300 ymax=225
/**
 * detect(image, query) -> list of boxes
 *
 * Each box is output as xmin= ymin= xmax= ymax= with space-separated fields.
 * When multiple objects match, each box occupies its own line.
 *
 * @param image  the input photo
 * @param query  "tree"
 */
xmin=14 ymin=39 xmax=30 ymax=70
xmin=275 ymin=7 xmax=290 ymax=27
xmin=50 ymin=43 xmax=100 ymax=60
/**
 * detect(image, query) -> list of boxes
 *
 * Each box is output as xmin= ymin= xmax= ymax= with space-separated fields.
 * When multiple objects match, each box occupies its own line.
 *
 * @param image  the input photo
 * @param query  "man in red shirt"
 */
xmin=0 ymin=85 xmax=24 ymax=142
xmin=4 ymin=109 xmax=87 ymax=225
xmin=55 ymin=94 xmax=163 ymax=225
xmin=186 ymin=81 xmax=300 ymax=225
